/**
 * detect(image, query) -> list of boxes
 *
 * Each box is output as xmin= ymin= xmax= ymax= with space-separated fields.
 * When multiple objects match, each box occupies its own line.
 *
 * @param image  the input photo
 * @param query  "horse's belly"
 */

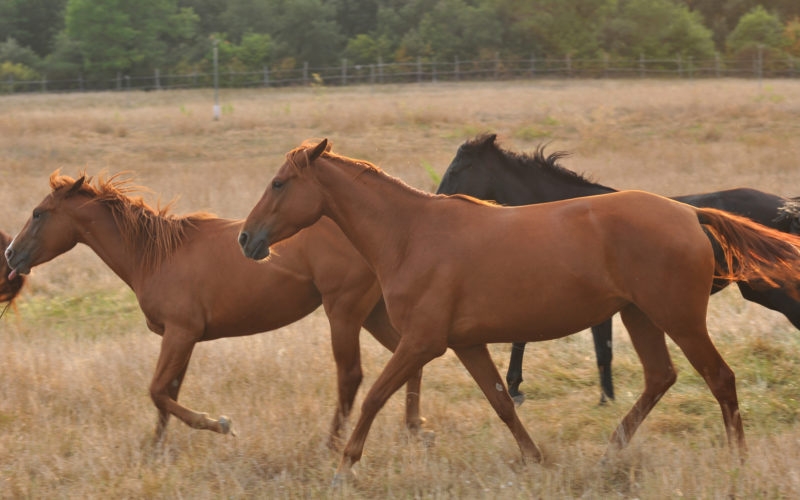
xmin=448 ymin=286 xmax=625 ymax=346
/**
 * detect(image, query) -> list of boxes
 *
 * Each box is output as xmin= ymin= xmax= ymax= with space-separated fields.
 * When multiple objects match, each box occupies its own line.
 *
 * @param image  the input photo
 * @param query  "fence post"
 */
xmin=125 ymin=75 xmax=130 ymax=91
xmin=714 ymin=52 xmax=720 ymax=78
xmin=41 ymin=75 xmax=47 ymax=92
xmin=263 ymin=66 xmax=270 ymax=87
xmin=757 ymin=44 xmax=763 ymax=89
xmin=302 ymin=61 xmax=308 ymax=85
xmin=566 ymin=53 xmax=572 ymax=77
xmin=370 ymin=64 xmax=375 ymax=84
xmin=688 ymin=56 xmax=694 ymax=80
xmin=78 ymin=73 xmax=84 ymax=91
xmin=530 ymin=54 xmax=536 ymax=77
xmin=116 ymin=71 xmax=121 ymax=91
xmin=212 ymin=40 xmax=220 ymax=120
xmin=639 ymin=53 xmax=644 ymax=78
xmin=417 ymin=56 xmax=422 ymax=83
xmin=676 ymin=55 xmax=682 ymax=77
xmin=432 ymin=61 xmax=437 ymax=82
xmin=789 ymin=55 xmax=796 ymax=77
xmin=494 ymin=51 xmax=500 ymax=79
xmin=340 ymin=58 xmax=347 ymax=86
xmin=454 ymin=56 xmax=459 ymax=81
xmin=603 ymin=53 xmax=609 ymax=78
xmin=192 ymin=70 xmax=197 ymax=87
xmin=155 ymin=68 xmax=161 ymax=90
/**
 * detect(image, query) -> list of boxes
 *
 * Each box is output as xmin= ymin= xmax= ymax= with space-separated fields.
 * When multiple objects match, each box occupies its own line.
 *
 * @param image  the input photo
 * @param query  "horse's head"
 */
xmin=5 ymin=173 xmax=88 ymax=279
xmin=0 ymin=229 xmax=25 ymax=304
xmin=437 ymin=133 xmax=500 ymax=199
xmin=239 ymin=139 xmax=330 ymax=260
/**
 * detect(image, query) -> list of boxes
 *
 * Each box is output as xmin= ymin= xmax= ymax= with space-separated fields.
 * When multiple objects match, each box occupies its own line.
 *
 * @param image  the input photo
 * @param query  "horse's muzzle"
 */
xmin=238 ymin=230 xmax=270 ymax=260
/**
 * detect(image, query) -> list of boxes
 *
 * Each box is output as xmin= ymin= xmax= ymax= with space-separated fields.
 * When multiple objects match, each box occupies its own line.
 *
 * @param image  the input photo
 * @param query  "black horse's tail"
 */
xmin=696 ymin=208 xmax=800 ymax=292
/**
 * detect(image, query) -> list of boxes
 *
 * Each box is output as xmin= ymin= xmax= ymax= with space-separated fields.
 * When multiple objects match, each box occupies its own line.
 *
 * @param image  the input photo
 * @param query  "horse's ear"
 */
xmin=66 ymin=176 xmax=86 ymax=196
xmin=482 ymin=133 xmax=497 ymax=146
xmin=307 ymin=138 xmax=328 ymax=164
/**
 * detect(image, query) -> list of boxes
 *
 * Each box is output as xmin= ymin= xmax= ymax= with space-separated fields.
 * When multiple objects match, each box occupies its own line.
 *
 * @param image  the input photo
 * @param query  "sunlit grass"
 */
xmin=1 ymin=79 xmax=800 ymax=497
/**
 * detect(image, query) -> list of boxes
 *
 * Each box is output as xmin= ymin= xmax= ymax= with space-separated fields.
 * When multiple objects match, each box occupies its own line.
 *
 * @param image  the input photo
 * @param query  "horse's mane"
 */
xmin=463 ymin=134 xmax=615 ymax=192
xmin=49 ymin=171 xmax=214 ymax=272
xmin=287 ymin=141 xmax=496 ymax=207
xmin=775 ymin=198 xmax=800 ymax=223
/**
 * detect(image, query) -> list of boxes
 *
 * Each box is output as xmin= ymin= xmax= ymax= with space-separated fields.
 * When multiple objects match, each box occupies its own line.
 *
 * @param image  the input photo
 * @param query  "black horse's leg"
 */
xmin=591 ymin=318 xmax=614 ymax=403
xmin=506 ymin=342 xmax=526 ymax=406
xmin=736 ymin=282 xmax=800 ymax=329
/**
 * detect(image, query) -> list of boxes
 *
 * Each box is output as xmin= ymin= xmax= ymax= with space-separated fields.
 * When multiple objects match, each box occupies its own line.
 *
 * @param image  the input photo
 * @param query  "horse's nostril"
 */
xmin=238 ymin=232 xmax=249 ymax=248
xmin=4 ymin=247 xmax=12 ymax=261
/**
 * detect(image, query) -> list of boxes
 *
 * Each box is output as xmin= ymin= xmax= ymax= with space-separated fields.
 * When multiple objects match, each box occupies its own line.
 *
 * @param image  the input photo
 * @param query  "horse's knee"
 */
xmin=338 ymin=365 xmax=363 ymax=398
xmin=708 ymin=365 xmax=737 ymax=400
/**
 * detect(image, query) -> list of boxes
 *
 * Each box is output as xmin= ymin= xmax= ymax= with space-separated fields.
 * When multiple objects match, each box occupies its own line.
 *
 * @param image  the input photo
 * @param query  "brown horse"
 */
xmin=4 ymin=172 xmax=424 ymax=446
xmin=0 ymin=229 xmax=25 ymax=313
xmin=239 ymin=139 xmax=800 ymax=479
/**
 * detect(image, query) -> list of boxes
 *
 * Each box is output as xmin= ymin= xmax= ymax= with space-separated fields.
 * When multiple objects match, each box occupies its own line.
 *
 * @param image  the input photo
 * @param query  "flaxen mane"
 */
xmin=49 ymin=171 xmax=213 ymax=272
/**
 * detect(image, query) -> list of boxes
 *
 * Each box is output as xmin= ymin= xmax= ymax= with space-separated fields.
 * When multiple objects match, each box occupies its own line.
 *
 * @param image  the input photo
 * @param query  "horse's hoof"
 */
xmin=512 ymin=393 xmax=525 ymax=407
xmin=331 ymin=468 xmax=356 ymax=487
xmin=219 ymin=415 xmax=235 ymax=436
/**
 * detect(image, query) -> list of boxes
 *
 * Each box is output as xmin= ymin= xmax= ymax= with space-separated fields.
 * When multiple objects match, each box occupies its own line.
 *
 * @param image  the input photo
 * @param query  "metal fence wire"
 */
xmin=3 ymin=52 xmax=798 ymax=94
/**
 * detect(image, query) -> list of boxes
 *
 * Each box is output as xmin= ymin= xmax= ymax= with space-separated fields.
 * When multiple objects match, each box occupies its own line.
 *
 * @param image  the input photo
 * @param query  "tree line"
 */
xmin=1 ymin=0 xmax=799 ymax=83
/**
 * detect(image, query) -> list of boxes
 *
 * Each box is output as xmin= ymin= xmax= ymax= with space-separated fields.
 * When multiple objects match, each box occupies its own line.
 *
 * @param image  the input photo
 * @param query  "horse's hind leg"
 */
xmin=506 ymin=342 xmax=526 ymax=406
xmin=663 ymin=322 xmax=746 ymax=452
xmin=455 ymin=344 xmax=542 ymax=462
xmin=607 ymin=305 xmax=676 ymax=452
xmin=149 ymin=328 xmax=232 ymax=439
xmin=591 ymin=318 xmax=615 ymax=403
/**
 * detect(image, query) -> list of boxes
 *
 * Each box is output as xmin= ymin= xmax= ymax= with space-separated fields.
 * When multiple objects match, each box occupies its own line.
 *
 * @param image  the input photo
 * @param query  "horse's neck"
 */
xmin=317 ymin=159 xmax=426 ymax=272
xmin=70 ymin=201 xmax=142 ymax=289
xmin=517 ymin=167 xmax=615 ymax=204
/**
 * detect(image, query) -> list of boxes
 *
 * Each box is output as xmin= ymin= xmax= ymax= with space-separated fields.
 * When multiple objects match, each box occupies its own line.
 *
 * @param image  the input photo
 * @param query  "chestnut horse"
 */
xmin=0 ymin=229 xmax=25 ymax=315
xmin=4 ymin=172 xmax=423 ymax=446
xmin=239 ymin=139 xmax=800 ymax=479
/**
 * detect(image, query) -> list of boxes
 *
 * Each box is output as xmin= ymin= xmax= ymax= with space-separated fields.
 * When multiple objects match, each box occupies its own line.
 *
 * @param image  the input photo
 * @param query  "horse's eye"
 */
xmin=32 ymin=210 xmax=41 ymax=220
xmin=272 ymin=180 xmax=284 ymax=190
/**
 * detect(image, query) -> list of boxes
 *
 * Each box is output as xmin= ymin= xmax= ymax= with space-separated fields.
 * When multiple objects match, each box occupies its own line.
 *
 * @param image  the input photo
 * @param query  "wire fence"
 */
xmin=3 ymin=52 xmax=799 ymax=94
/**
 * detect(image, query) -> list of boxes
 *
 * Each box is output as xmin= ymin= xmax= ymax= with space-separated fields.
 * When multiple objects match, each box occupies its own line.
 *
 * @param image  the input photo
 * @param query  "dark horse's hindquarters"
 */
xmin=437 ymin=133 xmax=800 ymax=403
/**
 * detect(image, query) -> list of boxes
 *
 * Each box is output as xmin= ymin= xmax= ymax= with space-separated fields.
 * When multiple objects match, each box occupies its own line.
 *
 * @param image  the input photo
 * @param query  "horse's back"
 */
xmin=423 ymin=191 xmax=713 ymax=344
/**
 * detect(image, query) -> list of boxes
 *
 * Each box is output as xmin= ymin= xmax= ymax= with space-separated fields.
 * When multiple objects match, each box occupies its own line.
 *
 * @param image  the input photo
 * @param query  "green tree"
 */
xmin=726 ymin=5 xmax=785 ymax=56
xmin=0 ymin=37 xmax=42 ymax=69
xmin=0 ymin=0 xmax=67 ymax=57
xmin=65 ymin=0 xmax=197 ymax=75
xmin=416 ymin=0 xmax=502 ymax=60
xmin=604 ymin=0 xmax=715 ymax=60
xmin=784 ymin=17 xmax=800 ymax=56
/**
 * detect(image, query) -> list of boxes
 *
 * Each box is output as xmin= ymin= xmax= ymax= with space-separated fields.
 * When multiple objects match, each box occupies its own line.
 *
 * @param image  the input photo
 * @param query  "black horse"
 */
xmin=436 ymin=133 xmax=800 ymax=404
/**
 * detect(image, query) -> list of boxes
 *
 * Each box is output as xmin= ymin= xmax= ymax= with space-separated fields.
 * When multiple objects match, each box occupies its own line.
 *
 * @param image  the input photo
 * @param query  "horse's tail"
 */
xmin=696 ymin=207 xmax=800 ymax=289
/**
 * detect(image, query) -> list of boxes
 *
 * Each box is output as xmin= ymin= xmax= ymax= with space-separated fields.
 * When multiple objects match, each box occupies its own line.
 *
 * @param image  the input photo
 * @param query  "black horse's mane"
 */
xmin=464 ymin=134 xmax=615 ymax=192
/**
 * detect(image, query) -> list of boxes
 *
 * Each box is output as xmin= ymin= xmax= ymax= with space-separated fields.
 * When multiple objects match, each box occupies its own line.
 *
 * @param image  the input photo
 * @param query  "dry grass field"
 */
xmin=1 ymin=79 xmax=800 ymax=498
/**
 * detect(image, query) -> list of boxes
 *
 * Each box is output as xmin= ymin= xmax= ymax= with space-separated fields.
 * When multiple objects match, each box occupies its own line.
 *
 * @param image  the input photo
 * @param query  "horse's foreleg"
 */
xmin=591 ymin=318 xmax=614 ymax=403
xmin=506 ymin=342 xmax=526 ymax=406
xmin=455 ymin=344 xmax=542 ymax=463
xmin=149 ymin=329 xmax=233 ymax=439
xmin=327 ymin=318 xmax=363 ymax=450
xmin=335 ymin=337 xmax=443 ymax=481
xmin=363 ymin=298 xmax=425 ymax=432
xmin=607 ymin=305 xmax=676 ymax=453
xmin=153 ymin=363 xmax=188 ymax=443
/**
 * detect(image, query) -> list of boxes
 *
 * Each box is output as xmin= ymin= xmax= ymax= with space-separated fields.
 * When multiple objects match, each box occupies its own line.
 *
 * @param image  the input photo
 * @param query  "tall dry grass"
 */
xmin=1 ymin=79 xmax=800 ymax=498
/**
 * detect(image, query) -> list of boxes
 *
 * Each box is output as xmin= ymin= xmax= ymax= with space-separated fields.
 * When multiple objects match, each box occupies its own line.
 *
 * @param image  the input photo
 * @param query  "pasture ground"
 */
xmin=1 ymin=79 xmax=800 ymax=498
